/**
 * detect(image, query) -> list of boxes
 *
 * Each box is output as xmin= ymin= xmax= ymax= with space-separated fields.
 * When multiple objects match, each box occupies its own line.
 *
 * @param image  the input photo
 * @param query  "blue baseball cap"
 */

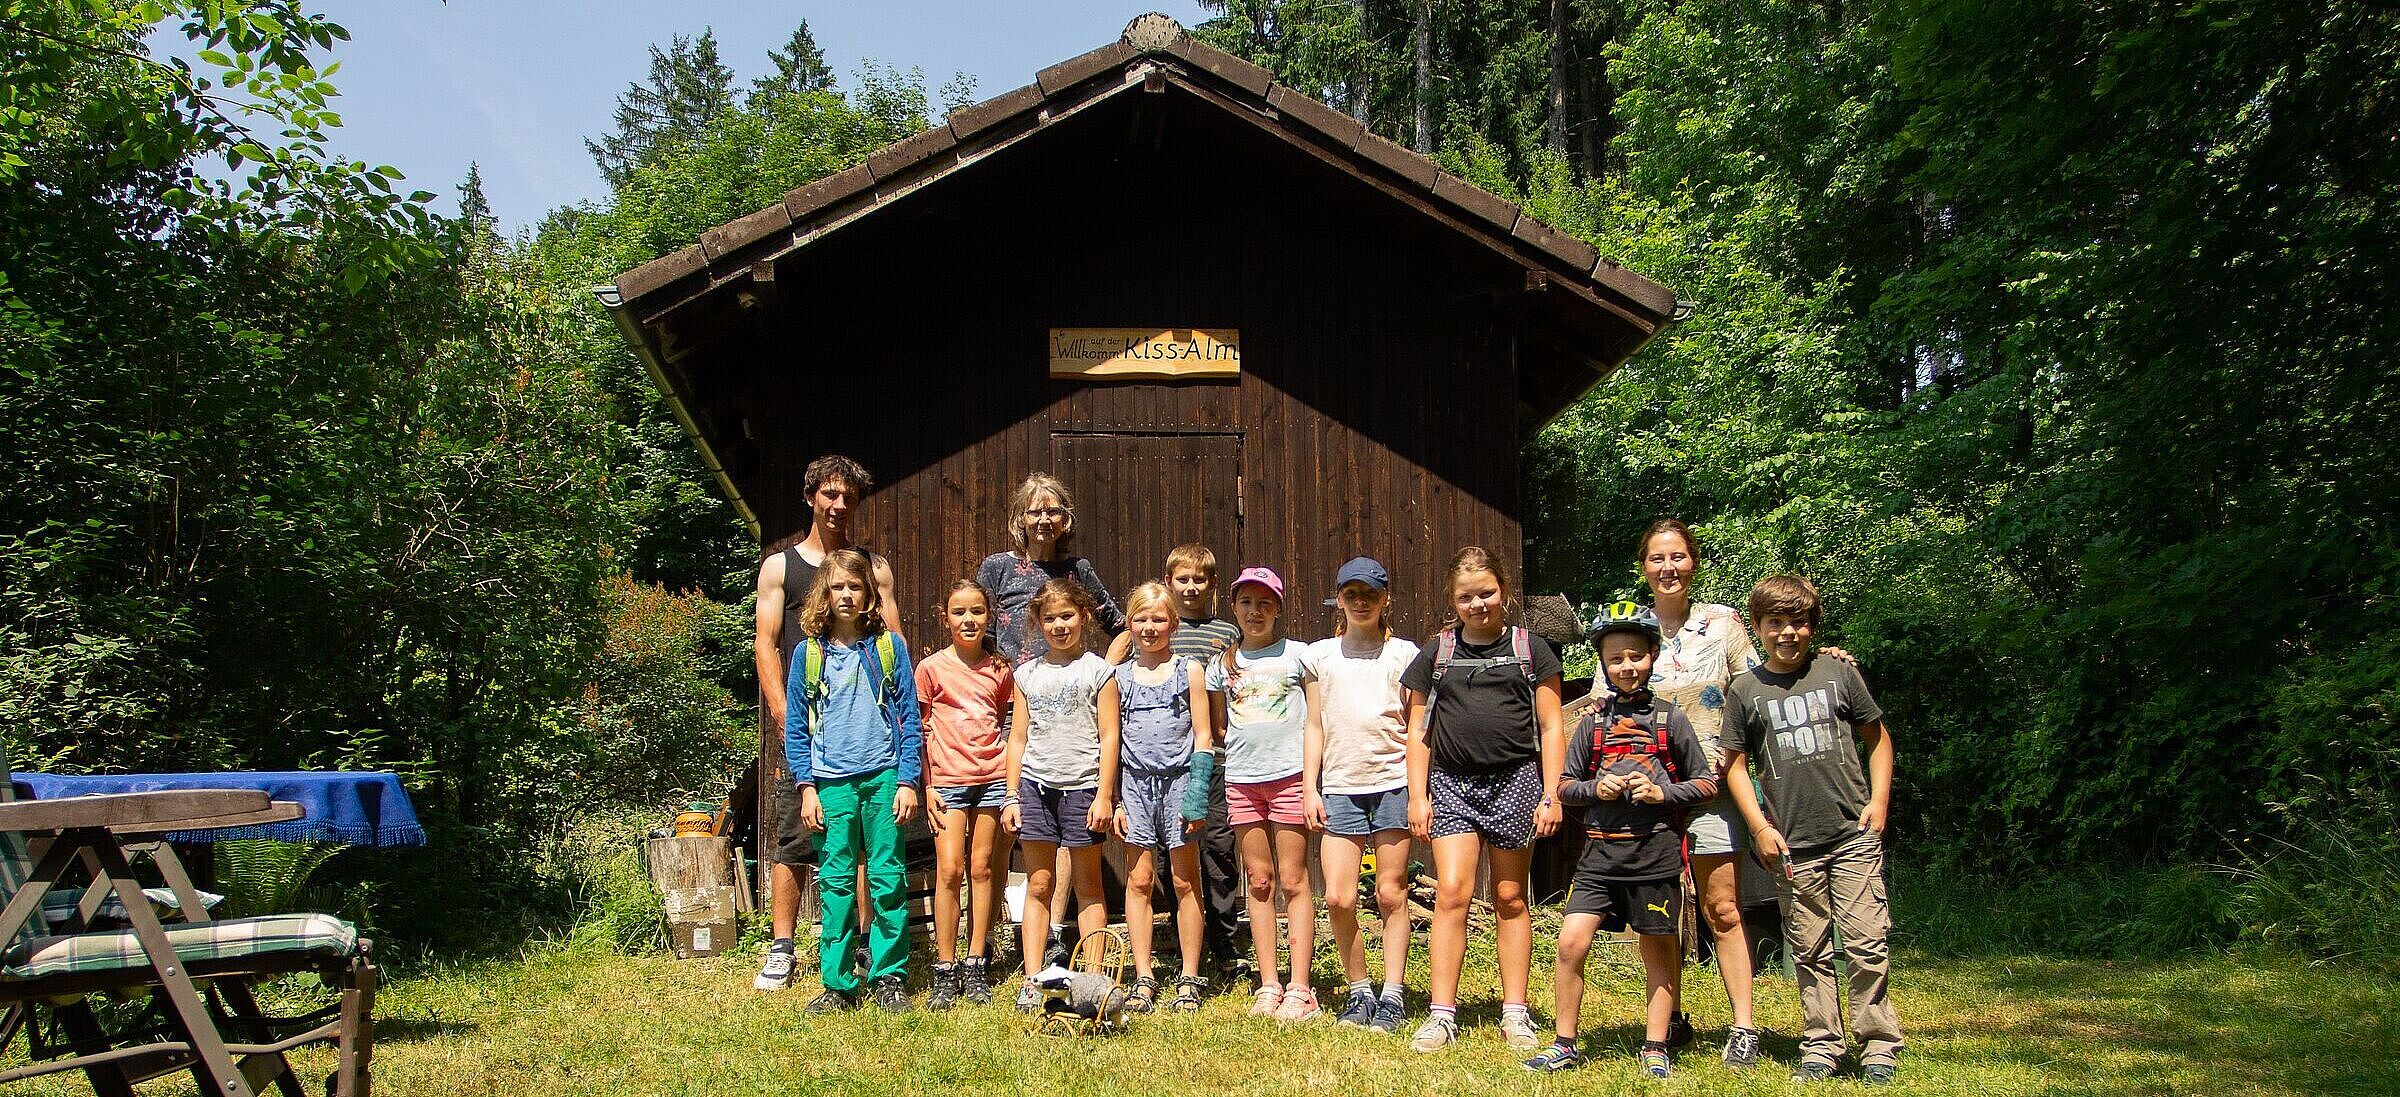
xmin=1322 ymin=557 xmax=1390 ymax=606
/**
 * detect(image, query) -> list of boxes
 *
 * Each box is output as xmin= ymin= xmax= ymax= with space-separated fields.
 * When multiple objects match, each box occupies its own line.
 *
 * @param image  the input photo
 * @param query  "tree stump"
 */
xmin=647 ymin=835 xmax=738 ymax=958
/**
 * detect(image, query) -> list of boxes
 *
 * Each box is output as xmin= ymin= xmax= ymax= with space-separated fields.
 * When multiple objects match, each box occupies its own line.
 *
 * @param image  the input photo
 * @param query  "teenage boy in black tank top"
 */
xmin=751 ymin=455 xmax=902 ymax=990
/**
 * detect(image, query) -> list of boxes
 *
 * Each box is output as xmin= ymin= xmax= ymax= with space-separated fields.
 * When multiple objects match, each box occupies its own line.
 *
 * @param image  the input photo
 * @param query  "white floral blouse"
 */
xmin=1647 ymin=602 xmax=1761 ymax=763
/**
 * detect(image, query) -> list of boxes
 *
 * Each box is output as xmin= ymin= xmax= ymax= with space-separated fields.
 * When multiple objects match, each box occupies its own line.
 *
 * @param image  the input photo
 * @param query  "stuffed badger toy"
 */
xmin=1029 ymin=964 xmax=1129 ymax=1029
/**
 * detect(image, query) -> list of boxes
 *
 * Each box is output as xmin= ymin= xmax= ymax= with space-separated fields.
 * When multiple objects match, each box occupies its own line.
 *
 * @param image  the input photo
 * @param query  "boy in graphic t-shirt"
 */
xmin=1721 ymin=575 xmax=1904 ymax=1085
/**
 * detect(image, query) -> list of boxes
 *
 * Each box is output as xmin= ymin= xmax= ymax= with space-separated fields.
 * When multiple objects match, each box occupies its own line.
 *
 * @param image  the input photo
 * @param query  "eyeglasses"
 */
xmin=1023 ymin=507 xmax=1068 ymax=520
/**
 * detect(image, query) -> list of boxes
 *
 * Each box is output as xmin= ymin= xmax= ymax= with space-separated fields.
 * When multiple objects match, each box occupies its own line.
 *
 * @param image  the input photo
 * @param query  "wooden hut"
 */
xmin=600 ymin=14 xmax=1681 ymax=867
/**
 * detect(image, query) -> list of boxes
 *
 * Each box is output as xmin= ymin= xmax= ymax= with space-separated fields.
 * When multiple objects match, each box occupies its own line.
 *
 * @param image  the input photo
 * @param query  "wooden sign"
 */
xmin=1049 ymin=328 xmax=1241 ymax=380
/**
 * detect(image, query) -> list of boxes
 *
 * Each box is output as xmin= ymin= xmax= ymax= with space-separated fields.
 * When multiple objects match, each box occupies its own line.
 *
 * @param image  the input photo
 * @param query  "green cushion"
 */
xmin=0 ymin=913 xmax=357 ymax=980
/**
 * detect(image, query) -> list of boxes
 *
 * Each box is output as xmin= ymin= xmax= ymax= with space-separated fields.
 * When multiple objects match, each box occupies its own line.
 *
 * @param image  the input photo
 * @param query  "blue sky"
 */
xmin=263 ymin=2 xmax=1212 ymax=234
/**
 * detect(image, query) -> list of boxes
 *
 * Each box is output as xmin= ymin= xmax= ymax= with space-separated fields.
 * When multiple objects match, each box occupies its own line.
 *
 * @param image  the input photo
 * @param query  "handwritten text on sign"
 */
xmin=1049 ymin=328 xmax=1241 ymax=380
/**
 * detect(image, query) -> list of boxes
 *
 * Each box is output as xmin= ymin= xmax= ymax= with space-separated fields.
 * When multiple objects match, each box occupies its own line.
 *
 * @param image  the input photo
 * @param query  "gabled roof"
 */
xmin=599 ymin=14 xmax=1684 ymax=538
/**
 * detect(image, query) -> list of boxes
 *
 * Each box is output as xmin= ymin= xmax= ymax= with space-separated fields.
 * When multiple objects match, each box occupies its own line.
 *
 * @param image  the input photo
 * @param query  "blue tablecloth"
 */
xmin=12 ymin=771 xmax=426 ymax=847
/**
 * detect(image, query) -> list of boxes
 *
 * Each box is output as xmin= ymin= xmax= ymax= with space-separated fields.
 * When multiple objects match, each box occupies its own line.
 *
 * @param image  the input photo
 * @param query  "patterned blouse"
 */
xmin=1647 ymin=601 xmax=1761 ymax=763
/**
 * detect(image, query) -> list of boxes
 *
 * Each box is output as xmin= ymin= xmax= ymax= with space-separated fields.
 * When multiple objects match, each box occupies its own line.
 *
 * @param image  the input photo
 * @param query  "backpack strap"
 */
xmin=801 ymin=637 xmax=827 ymax=732
xmin=1654 ymin=709 xmax=1678 ymax=783
xmin=1510 ymin=626 xmax=1534 ymax=683
xmin=1425 ymin=628 xmax=1461 ymax=713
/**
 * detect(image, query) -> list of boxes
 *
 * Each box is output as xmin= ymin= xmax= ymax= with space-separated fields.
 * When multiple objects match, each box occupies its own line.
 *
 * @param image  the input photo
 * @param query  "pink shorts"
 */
xmin=1227 ymin=773 xmax=1305 ymax=827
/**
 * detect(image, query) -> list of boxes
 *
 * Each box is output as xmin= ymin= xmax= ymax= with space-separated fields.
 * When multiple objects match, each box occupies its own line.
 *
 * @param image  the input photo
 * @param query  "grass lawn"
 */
xmin=11 ymin=932 xmax=2395 ymax=1096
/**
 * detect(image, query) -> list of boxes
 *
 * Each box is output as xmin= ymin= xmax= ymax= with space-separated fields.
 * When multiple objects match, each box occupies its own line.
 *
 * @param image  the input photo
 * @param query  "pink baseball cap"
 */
xmin=1228 ymin=566 xmax=1285 ymax=602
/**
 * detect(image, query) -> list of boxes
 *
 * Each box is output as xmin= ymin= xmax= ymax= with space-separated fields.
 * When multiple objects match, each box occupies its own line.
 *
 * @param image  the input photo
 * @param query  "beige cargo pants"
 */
xmin=1780 ymin=827 xmax=1905 ymax=1068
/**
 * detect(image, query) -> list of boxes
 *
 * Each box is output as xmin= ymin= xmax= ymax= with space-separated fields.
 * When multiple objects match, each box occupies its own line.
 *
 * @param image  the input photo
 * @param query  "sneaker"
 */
xmin=1043 ymin=931 xmax=1072 ymax=970
xmin=960 ymin=957 xmax=993 ymax=1005
xmin=1273 ymin=985 xmax=1321 ymax=1023
xmin=1247 ymin=985 xmax=1284 ymax=1018
xmin=1498 ymin=1008 xmax=1543 ymax=1050
xmin=871 ymin=975 xmax=910 ymax=1014
xmin=754 ymin=947 xmax=797 ymax=991
xmin=1792 ymin=1060 xmax=1838 ymax=1083
xmin=1172 ymin=975 xmax=1209 ymax=1014
xmin=1664 ymin=1009 xmax=1696 ymax=1049
xmin=1409 ymin=1013 xmax=1459 ymax=1052
xmin=1014 ymin=981 xmax=1042 ymax=1014
xmin=803 ymin=988 xmax=856 ymax=1015
xmin=1721 ymin=1026 xmax=1762 ymax=1070
xmin=1863 ymin=1063 xmax=1898 ymax=1086
xmin=1368 ymin=995 xmax=1407 ymax=1034
xmin=926 ymin=963 xmax=959 ymax=1011
xmin=1523 ymin=1043 xmax=1583 ymax=1072
xmin=1334 ymin=987 xmax=1377 ymax=1027
xmin=1639 ymin=1046 xmax=1672 ymax=1079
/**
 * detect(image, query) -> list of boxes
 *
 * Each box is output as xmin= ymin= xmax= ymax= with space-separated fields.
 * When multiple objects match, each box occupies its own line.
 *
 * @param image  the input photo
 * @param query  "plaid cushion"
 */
xmin=39 ymin=886 xmax=225 ymax=928
xmin=0 ymin=913 xmax=357 ymax=980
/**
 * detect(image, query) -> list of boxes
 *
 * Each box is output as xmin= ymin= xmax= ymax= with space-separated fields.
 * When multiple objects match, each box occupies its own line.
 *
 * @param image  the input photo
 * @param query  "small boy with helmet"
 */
xmin=1524 ymin=602 xmax=1718 ymax=1079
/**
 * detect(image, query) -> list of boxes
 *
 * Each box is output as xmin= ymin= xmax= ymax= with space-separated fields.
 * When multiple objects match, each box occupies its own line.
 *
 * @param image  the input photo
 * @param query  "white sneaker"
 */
xmin=1499 ymin=1008 xmax=1543 ymax=1049
xmin=753 ymin=947 xmax=796 ymax=991
xmin=1410 ymin=1013 xmax=1459 ymax=1052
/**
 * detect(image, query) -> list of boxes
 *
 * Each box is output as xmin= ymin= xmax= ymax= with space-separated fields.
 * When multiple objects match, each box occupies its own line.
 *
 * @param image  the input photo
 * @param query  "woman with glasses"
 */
xmin=974 ymin=472 xmax=1129 ymax=665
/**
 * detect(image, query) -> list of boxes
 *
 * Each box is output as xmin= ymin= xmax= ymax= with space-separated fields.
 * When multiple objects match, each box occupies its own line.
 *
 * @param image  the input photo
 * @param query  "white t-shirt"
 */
xmin=1015 ymin=651 xmax=1113 ymax=791
xmin=1204 ymin=638 xmax=1309 ymax=784
xmin=1302 ymin=634 xmax=1421 ymax=795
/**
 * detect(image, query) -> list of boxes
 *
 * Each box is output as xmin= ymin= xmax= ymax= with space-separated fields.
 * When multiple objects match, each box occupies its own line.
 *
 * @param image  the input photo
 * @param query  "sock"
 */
xmin=933 ymin=960 xmax=956 ymax=972
xmin=770 ymin=937 xmax=795 ymax=953
xmin=1430 ymin=1004 xmax=1456 ymax=1022
xmin=1553 ymin=1036 xmax=1577 ymax=1053
xmin=1348 ymin=979 xmax=1372 ymax=997
xmin=1641 ymin=1040 xmax=1668 ymax=1053
xmin=1380 ymin=982 xmax=1404 ymax=1003
xmin=1502 ymin=1001 xmax=1529 ymax=1018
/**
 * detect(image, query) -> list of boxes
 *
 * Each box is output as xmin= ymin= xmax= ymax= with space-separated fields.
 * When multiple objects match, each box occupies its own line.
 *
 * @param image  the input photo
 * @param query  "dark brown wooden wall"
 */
xmin=735 ymin=89 xmax=1527 ymax=651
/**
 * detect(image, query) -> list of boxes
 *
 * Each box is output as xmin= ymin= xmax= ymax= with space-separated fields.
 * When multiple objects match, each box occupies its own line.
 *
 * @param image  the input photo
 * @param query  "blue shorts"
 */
xmin=1321 ymin=787 xmax=1410 ymax=838
xmin=1120 ymin=769 xmax=1192 ymax=851
xmin=933 ymin=780 xmax=1010 ymax=812
xmin=1015 ymin=778 xmax=1101 ymax=848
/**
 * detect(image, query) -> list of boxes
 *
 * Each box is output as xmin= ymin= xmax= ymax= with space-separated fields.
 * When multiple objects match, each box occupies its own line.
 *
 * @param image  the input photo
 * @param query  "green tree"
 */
xmin=749 ymin=20 xmax=834 ymax=106
xmin=585 ymin=29 xmax=738 ymax=190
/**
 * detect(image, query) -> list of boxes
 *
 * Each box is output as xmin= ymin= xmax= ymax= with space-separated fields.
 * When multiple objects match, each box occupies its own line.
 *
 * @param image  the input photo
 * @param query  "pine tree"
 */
xmin=586 ymin=30 xmax=737 ymax=190
xmin=749 ymin=21 xmax=835 ymax=107
xmin=456 ymin=162 xmax=494 ymax=238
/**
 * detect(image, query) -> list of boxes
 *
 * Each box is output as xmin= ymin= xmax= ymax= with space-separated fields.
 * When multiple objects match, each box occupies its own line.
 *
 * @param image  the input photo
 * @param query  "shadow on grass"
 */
xmin=372 ymin=1015 xmax=480 ymax=1042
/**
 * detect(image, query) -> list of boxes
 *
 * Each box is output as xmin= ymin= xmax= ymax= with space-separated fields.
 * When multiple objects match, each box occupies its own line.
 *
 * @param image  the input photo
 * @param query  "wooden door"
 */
xmin=1049 ymin=433 xmax=1242 ymax=606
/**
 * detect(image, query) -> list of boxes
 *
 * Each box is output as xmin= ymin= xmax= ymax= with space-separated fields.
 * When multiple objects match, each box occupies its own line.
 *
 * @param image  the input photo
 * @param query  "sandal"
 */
xmin=1172 ymin=975 xmax=1209 ymax=1013
xmin=1248 ymin=984 xmax=1284 ymax=1017
xmin=1126 ymin=975 xmax=1160 ymax=1013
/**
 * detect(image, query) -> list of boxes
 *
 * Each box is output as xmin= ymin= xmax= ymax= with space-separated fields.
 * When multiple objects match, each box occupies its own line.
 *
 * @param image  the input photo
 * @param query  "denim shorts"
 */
xmin=1321 ymin=787 xmax=1410 ymax=837
xmin=932 ymin=779 xmax=1010 ymax=812
xmin=1014 ymin=777 xmax=1101 ymax=848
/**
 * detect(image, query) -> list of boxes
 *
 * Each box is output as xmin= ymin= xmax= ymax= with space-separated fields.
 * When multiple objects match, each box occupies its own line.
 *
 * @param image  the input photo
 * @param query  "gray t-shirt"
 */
xmin=1015 ymin=652 xmax=1114 ymax=791
xmin=1724 ymin=655 xmax=1885 ymax=852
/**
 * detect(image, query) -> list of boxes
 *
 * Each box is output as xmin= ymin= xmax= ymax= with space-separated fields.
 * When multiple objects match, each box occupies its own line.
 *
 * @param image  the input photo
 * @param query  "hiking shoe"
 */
xmin=1721 ymin=1026 xmax=1762 ymax=1070
xmin=960 ymin=957 xmax=993 ymax=1005
xmin=1334 ymin=987 xmax=1377 ymax=1027
xmin=1499 ymin=1008 xmax=1543 ymax=1049
xmin=871 ymin=975 xmax=910 ymax=1014
xmin=1014 ymin=981 xmax=1042 ymax=1014
xmin=926 ymin=963 xmax=959 ymax=1011
xmin=1523 ymin=1043 xmax=1583 ymax=1072
xmin=1172 ymin=975 xmax=1209 ymax=1014
xmin=1409 ymin=1013 xmax=1459 ymax=1052
xmin=1043 ymin=931 xmax=1072 ymax=970
xmin=1639 ymin=1046 xmax=1673 ymax=1078
xmin=754 ymin=946 xmax=797 ymax=991
xmin=1863 ymin=1063 xmax=1898 ymax=1086
xmin=1247 ymin=985 xmax=1284 ymax=1018
xmin=803 ymin=988 xmax=856 ymax=1015
xmin=1792 ymin=1060 xmax=1838 ymax=1083
xmin=1274 ymin=985 xmax=1322 ymax=1022
xmin=1368 ymin=995 xmax=1407 ymax=1034
xmin=1664 ymin=1009 xmax=1696 ymax=1049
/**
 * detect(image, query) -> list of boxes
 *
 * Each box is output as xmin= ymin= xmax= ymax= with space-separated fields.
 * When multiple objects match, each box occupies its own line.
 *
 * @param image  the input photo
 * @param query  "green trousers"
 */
xmin=814 ymin=768 xmax=908 ymax=994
